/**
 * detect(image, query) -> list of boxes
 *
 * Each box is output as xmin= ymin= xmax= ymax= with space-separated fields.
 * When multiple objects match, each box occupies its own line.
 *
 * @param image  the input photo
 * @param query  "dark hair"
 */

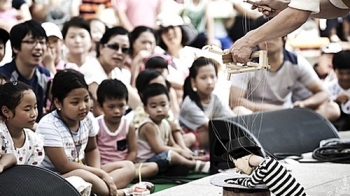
xmin=141 ymin=83 xmax=170 ymax=106
xmin=61 ymin=17 xmax=91 ymax=39
xmin=135 ymin=69 xmax=164 ymax=96
xmin=0 ymin=28 xmax=10 ymax=45
xmin=158 ymin=27 xmax=189 ymax=51
xmin=183 ymin=57 xmax=218 ymax=111
xmin=97 ymin=26 xmax=129 ymax=57
xmin=0 ymin=81 xmax=33 ymax=119
xmin=145 ymin=56 xmax=169 ymax=70
xmin=0 ymin=72 xmax=9 ymax=83
xmin=10 ymin=20 xmax=48 ymax=58
xmin=97 ymin=79 xmax=128 ymax=106
xmin=129 ymin=26 xmax=156 ymax=55
xmin=50 ymin=69 xmax=88 ymax=110
xmin=332 ymin=50 xmax=350 ymax=70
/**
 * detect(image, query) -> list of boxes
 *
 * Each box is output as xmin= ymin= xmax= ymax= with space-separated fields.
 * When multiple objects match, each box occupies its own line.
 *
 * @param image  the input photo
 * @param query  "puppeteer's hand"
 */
xmin=229 ymin=37 xmax=254 ymax=64
xmin=250 ymin=0 xmax=290 ymax=17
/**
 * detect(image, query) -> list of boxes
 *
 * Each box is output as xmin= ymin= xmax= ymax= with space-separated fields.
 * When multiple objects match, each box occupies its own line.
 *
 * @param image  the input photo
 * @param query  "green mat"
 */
xmin=131 ymin=173 xmax=209 ymax=193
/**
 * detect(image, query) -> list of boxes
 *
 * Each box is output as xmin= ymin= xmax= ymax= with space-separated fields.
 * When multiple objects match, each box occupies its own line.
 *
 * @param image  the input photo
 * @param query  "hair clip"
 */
xmin=144 ymin=54 xmax=173 ymax=65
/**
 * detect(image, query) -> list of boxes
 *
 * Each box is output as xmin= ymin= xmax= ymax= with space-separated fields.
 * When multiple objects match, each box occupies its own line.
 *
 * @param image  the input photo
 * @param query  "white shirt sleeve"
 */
xmin=179 ymin=96 xmax=209 ymax=130
xmin=230 ymin=72 xmax=252 ymax=90
xmin=289 ymin=0 xmax=320 ymax=13
xmin=87 ymin=112 xmax=99 ymax=137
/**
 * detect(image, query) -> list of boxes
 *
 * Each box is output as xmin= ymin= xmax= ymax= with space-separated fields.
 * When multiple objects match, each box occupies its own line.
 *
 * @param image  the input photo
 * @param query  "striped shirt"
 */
xmin=235 ymin=157 xmax=306 ymax=196
xmin=36 ymin=111 xmax=99 ymax=172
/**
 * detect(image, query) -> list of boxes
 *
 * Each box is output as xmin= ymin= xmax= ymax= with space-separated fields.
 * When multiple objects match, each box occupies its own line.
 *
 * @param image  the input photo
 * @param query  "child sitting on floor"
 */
xmin=134 ymin=69 xmax=195 ymax=155
xmin=96 ymin=79 xmax=159 ymax=179
xmin=0 ymin=81 xmax=45 ymax=170
xmin=36 ymin=69 xmax=136 ymax=196
xmin=137 ymin=83 xmax=210 ymax=174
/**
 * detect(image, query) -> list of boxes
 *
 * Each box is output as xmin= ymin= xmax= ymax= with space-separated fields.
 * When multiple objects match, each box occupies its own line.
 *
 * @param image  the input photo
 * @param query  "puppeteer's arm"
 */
xmin=233 ymin=156 xmax=306 ymax=195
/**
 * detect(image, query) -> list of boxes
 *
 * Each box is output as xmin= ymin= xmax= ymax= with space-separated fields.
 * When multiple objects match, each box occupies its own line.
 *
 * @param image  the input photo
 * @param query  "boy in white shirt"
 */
xmin=327 ymin=50 xmax=350 ymax=131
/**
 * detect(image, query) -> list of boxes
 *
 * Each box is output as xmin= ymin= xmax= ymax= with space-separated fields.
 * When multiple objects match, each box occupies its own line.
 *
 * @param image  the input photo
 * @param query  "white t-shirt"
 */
xmin=327 ymin=80 xmax=350 ymax=113
xmin=36 ymin=111 xmax=99 ymax=172
xmin=289 ymin=0 xmax=320 ymax=13
xmin=179 ymin=94 xmax=234 ymax=131
xmin=0 ymin=122 xmax=45 ymax=166
xmin=83 ymin=58 xmax=131 ymax=86
xmin=231 ymin=50 xmax=318 ymax=108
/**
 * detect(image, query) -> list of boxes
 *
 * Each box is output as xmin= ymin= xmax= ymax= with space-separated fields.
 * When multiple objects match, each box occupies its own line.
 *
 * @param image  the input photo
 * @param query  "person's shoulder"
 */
xmin=36 ymin=66 xmax=51 ymax=77
xmin=0 ymin=61 xmax=15 ymax=76
xmin=37 ymin=112 xmax=58 ymax=127
xmin=82 ymin=112 xmax=98 ymax=128
xmin=0 ymin=122 xmax=8 ymax=134
xmin=24 ymin=128 xmax=43 ymax=141
xmin=283 ymin=49 xmax=299 ymax=65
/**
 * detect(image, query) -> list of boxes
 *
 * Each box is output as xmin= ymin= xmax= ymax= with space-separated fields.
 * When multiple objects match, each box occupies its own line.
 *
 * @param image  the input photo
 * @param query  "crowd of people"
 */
xmin=0 ymin=0 xmax=350 ymax=195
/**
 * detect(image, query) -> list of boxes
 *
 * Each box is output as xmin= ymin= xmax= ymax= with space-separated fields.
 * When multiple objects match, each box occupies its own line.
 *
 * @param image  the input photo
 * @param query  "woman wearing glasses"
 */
xmin=87 ymin=26 xmax=141 ymax=116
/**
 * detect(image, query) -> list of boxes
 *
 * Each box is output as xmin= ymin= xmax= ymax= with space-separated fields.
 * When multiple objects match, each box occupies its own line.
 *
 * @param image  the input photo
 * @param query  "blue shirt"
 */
xmin=0 ymin=60 xmax=51 ymax=121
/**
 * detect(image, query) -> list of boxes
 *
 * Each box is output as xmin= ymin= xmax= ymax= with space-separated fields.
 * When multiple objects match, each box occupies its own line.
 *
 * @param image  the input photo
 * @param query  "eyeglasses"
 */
xmin=22 ymin=40 xmax=47 ymax=47
xmin=103 ymin=43 xmax=129 ymax=54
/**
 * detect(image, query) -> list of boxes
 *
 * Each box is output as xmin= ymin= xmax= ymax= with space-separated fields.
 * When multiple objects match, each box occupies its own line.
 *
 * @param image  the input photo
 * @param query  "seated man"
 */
xmin=229 ymin=17 xmax=340 ymax=121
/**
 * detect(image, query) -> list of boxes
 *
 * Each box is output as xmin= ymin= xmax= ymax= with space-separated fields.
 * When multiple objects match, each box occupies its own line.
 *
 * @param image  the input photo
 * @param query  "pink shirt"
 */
xmin=97 ymin=115 xmax=130 ymax=165
xmin=55 ymin=59 xmax=79 ymax=71
xmin=113 ymin=0 xmax=164 ymax=28
xmin=0 ymin=8 xmax=18 ymax=24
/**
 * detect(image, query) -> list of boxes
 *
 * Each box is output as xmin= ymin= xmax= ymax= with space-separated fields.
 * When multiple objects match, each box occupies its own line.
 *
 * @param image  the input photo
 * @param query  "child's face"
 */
xmin=90 ymin=20 xmax=106 ymax=43
xmin=144 ymin=94 xmax=170 ymax=123
xmin=55 ymin=88 xmax=90 ymax=122
xmin=0 ymin=41 xmax=5 ymax=62
xmin=192 ymin=64 xmax=217 ymax=96
xmin=161 ymin=26 xmax=182 ymax=48
xmin=335 ymin=69 xmax=350 ymax=89
xmin=5 ymin=90 xmax=37 ymax=130
xmin=64 ymin=27 xmax=92 ymax=55
xmin=132 ymin=31 xmax=156 ymax=55
xmin=101 ymin=98 xmax=127 ymax=124
xmin=48 ymin=36 xmax=63 ymax=59
xmin=317 ymin=53 xmax=334 ymax=74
